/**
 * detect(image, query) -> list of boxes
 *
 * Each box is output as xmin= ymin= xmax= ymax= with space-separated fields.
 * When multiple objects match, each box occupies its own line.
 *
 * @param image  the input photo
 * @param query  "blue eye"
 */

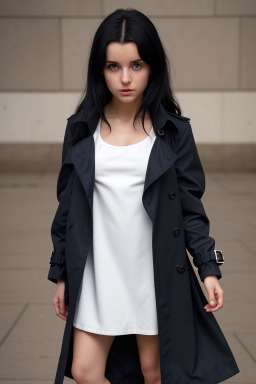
xmin=106 ymin=63 xmax=142 ymax=70
xmin=107 ymin=64 xmax=118 ymax=70
xmin=133 ymin=63 xmax=142 ymax=69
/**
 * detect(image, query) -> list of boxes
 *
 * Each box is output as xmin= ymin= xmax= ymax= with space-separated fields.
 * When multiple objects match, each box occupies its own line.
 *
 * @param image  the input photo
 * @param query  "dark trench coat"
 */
xmin=47 ymin=103 xmax=240 ymax=384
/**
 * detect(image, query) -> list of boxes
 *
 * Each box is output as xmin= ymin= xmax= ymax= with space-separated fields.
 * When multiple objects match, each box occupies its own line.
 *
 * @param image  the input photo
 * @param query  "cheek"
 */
xmin=103 ymin=71 xmax=115 ymax=88
xmin=137 ymin=71 xmax=150 ymax=88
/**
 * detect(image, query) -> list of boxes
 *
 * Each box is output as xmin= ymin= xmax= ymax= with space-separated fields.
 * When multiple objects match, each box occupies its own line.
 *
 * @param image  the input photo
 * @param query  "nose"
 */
xmin=121 ymin=68 xmax=131 ymax=84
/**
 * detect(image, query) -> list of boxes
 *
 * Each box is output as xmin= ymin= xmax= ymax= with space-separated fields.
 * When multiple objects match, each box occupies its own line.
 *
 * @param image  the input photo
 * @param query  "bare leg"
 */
xmin=136 ymin=334 xmax=161 ymax=384
xmin=72 ymin=326 xmax=115 ymax=384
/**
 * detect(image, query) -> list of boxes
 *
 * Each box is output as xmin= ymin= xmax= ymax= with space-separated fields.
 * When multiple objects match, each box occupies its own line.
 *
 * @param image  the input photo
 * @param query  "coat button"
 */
xmin=157 ymin=129 xmax=165 ymax=136
xmin=168 ymin=191 xmax=176 ymax=199
xmin=173 ymin=227 xmax=181 ymax=237
xmin=177 ymin=265 xmax=185 ymax=273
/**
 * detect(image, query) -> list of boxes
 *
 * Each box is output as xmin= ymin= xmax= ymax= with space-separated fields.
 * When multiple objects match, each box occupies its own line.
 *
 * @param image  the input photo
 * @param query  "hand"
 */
xmin=203 ymin=275 xmax=224 ymax=313
xmin=52 ymin=280 xmax=69 ymax=321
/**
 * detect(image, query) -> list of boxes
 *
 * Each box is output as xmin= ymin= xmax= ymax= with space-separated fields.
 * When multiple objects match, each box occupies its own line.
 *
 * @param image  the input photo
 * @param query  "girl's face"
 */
xmin=102 ymin=42 xmax=152 ymax=104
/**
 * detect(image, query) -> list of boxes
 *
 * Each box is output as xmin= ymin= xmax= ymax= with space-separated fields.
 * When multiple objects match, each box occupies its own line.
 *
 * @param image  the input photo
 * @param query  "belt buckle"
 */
xmin=214 ymin=250 xmax=224 ymax=264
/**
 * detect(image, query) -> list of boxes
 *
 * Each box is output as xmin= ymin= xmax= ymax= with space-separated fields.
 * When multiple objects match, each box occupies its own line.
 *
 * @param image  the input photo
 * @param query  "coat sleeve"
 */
xmin=47 ymin=120 xmax=74 ymax=284
xmin=174 ymin=122 xmax=222 ymax=283
xmin=61 ymin=117 xmax=73 ymax=164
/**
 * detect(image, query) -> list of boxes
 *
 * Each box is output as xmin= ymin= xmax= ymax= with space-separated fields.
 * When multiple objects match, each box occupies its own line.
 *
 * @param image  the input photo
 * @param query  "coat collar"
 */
xmin=67 ymin=102 xmax=190 ymax=136
xmin=63 ymin=103 xmax=190 ymax=222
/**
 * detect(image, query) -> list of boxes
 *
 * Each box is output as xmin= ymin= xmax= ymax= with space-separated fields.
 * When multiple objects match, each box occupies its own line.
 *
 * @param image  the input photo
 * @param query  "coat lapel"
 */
xmin=62 ymin=104 xmax=189 ymax=221
xmin=143 ymin=134 xmax=177 ymax=195
xmin=142 ymin=136 xmax=178 ymax=221
xmin=65 ymin=135 xmax=95 ymax=214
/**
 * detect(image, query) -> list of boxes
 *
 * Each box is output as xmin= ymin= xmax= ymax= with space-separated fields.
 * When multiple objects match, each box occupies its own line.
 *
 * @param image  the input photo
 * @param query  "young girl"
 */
xmin=48 ymin=8 xmax=240 ymax=384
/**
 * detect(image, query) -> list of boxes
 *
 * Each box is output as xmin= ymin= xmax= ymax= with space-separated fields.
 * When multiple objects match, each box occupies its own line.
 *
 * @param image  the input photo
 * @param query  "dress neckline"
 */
xmin=97 ymin=118 xmax=154 ymax=149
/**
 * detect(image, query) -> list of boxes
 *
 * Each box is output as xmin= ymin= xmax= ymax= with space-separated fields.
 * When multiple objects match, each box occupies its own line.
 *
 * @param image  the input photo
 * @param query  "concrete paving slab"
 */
xmin=0 ymin=251 xmax=51 ymax=269
xmin=242 ymin=240 xmax=256 ymax=256
xmin=207 ymin=173 xmax=256 ymax=194
xmin=213 ymin=300 xmax=256 ymax=333
xmin=212 ymin=272 xmax=255 ymax=302
xmin=0 ymin=270 xmax=58 ymax=303
xmin=0 ymin=232 xmax=52 ymax=255
xmin=0 ymin=382 xmax=52 ymax=384
xmin=0 ymin=304 xmax=24 ymax=344
xmin=208 ymin=220 xmax=256 ymax=241
xmin=0 ymin=337 xmax=62 ymax=379
xmin=0 ymin=304 xmax=65 ymax=380
xmin=206 ymin=201 xmax=256 ymax=223
xmin=236 ymin=332 xmax=256 ymax=361
xmin=222 ymin=334 xmax=256 ymax=383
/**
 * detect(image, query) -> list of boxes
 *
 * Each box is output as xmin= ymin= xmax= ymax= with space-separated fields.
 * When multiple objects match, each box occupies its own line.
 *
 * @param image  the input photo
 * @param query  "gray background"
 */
xmin=0 ymin=2 xmax=255 ymax=383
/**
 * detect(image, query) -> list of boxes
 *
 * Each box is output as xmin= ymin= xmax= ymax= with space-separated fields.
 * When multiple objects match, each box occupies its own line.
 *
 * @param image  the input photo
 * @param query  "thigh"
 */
xmin=72 ymin=327 xmax=115 ymax=376
xmin=136 ymin=334 xmax=160 ymax=371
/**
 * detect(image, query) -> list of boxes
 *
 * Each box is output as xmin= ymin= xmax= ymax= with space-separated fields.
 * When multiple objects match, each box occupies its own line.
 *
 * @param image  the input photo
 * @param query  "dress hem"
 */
xmin=73 ymin=321 xmax=158 ymax=335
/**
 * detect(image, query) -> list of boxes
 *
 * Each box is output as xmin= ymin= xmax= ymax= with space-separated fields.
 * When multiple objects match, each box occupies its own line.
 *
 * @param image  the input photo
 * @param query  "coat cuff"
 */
xmin=47 ymin=264 xmax=66 ymax=284
xmin=49 ymin=251 xmax=65 ymax=265
xmin=193 ymin=249 xmax=218 ymax=267
xmin=198 ymin=260 xmax=222 ymax=283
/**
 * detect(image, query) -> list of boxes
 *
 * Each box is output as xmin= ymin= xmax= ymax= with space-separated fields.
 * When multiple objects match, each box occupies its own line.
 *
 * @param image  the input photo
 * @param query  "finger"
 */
xmin=204 ymin=290 xmax=223 ymax=307
xmin=206 ymin=302 xmax=222 ymax=312
xmin=204 ymin=293 xmax=217 ymax=311
xmin=208 ymin=292 xmax=217 ymax=308
xmin=59 ymin=305 xmax=68 ymax=320
xmin=53 ymin=297 xmax=60 ymax=315
xmin=217 ymin=293 xmax=224 ymax=307
xmin=59 ymin=299 xmax=65 ymax=315
xmin=52 ymin=297 xmax=68 ymax=320
xmin=206 ymin=297 xmax=223 ymax=312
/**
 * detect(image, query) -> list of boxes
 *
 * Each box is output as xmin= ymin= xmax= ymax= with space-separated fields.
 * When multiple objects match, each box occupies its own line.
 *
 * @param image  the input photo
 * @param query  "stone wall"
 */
xmin=0 ymin=0 xmax=255 ymax=171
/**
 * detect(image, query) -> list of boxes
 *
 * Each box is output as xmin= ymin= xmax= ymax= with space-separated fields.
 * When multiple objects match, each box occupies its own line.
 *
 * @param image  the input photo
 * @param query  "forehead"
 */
xmin=105 ymin=42 xmax=141 ymax=61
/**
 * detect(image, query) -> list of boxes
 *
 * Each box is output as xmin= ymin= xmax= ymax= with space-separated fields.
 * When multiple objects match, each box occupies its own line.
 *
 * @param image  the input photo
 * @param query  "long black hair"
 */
xmin=72 ymin=8 xmax=181 ymax=141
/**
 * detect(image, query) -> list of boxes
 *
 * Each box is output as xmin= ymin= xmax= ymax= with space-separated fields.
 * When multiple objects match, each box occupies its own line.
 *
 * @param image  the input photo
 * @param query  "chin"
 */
xmin=115 ymin=95 xmax=135 ymax=102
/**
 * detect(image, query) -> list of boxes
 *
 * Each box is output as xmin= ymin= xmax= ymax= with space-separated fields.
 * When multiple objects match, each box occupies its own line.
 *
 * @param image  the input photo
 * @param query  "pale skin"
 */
xmin=52 ymin=41 xmax=224 ymax=384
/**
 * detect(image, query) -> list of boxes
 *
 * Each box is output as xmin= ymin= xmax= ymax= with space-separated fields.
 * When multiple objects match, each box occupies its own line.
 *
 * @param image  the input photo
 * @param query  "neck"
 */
xmin=104 ymin=95 xmax=145 ymax=122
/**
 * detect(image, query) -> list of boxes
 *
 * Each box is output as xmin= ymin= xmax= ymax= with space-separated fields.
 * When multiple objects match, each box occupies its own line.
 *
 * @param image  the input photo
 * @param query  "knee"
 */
xmin=71 ymin=363 xmax=95 ymax=384
xmin=140 ymin=359 xmax=161 ymax=384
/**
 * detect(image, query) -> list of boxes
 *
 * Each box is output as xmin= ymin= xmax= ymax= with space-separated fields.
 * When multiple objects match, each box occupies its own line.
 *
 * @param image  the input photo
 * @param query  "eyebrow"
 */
xmin=106 ymin=59 xmax=143 ymax=63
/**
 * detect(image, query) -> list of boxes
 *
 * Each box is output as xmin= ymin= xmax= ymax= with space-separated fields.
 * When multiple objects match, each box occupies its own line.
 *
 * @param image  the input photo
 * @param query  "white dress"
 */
xmin=73 ymin=117 xmax=158 ymax=335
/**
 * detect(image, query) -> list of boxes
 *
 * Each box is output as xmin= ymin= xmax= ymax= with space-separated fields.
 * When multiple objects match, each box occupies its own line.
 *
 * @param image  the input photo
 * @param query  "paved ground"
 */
xmin=0 ymin=171 xmax=255 ymax=384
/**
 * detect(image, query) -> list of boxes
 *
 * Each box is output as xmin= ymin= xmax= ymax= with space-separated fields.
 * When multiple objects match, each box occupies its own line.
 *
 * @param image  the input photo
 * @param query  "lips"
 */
xmin=121 ymin=89 xmax=132 ymax=91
